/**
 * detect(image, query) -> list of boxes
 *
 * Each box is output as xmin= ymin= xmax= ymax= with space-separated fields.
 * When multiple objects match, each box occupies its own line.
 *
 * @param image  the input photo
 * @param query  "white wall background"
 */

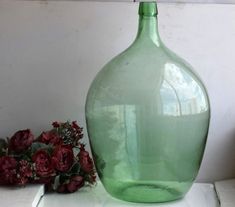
xmin=0 ymin=1 xmax=235 ymax=182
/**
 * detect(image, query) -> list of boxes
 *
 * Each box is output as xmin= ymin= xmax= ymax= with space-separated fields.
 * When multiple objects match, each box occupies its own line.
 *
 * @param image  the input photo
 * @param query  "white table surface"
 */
xmin=0 ymin=184 xmax=44 ymax=207
xmin=215 ymin=179 xmax=235 ymax=207
xmin=38 ymin=182 xmax=220 ymax=207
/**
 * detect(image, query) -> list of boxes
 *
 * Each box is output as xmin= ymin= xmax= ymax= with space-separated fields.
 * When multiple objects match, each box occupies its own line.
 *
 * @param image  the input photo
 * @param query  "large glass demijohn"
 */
xmin=85 ymin=2 xmax=210 ymax=203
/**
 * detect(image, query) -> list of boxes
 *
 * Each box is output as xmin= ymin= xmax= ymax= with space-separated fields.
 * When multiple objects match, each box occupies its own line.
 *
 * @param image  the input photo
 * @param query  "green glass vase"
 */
xmin=85 ymin=2 xmax=210 ymax=203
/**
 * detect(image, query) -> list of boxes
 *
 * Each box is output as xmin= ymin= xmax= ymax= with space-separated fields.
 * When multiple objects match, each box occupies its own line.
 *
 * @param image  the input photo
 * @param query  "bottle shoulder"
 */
xmin=100 ymin=40 xmax=195 ymax=77
xmin=86 ymin=40 xmax=210 ymax=116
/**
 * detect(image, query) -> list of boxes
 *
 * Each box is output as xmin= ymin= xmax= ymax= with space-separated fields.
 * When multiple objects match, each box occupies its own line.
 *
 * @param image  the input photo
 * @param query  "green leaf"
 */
xmin=31 ymin=142 xmax=53 ymax=154
xmin=0 ymin=138 xmax=7 ymax=150
xmin=59 ymin=175 xmax=70 ymax=184
xmin=0 ymin=139 xmax=7 ymax=156
xmin=70 ymin=162 xmax=81 ymax=174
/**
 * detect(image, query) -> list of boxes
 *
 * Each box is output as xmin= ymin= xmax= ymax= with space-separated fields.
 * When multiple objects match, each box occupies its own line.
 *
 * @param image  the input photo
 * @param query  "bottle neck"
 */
xmin=136 ymin=2 xmax=160 ymax=46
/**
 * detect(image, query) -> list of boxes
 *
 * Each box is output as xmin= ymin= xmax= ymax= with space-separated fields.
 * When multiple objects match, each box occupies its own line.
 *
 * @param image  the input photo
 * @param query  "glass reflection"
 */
xmin=160 ymin=63 xmax=208 ymax=116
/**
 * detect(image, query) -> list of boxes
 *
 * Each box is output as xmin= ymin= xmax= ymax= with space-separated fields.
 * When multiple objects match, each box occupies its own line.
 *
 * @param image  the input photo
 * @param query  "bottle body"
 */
xmin=86 ymin=2 xmax=210 ymax=203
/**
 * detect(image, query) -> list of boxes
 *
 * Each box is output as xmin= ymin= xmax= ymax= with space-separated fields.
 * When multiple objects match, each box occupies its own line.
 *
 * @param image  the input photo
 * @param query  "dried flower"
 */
xmin=16 ymin=160 xmax=33 ymax=185
xmin=0 ymin=121 xmax=96 ymax=194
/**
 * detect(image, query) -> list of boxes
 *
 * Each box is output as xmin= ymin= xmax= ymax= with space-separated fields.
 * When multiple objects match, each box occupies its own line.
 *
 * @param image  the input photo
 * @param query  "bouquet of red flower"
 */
xmin=0 ymin=121 xmax=96 ymax=193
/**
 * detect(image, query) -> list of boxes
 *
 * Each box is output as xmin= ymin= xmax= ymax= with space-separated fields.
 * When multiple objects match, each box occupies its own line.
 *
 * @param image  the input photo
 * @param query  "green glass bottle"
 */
xmin=86 ymin=2 xmax=210 ymax=203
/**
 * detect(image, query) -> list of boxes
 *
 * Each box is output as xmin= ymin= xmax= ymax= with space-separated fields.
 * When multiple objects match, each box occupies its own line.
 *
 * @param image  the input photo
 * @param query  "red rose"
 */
xmin=52 ymin=145 xmax=74 ymax=172
xmin=67 ymin=175 xmax=84 ymax=193
xmin=38 ymin=131 xmax=62 ymax=146
xmin=0 ymin=156 xmax=17 ymax=185
xmin=32 ymin=150 xmax=54 ymax=177
xmin=9 ymin=129 xmax=34 ymax=153
xmin=78 ymin=148 xmax=94 ymax=173
xmin=57 ymin=175 xmax=84 ymax=193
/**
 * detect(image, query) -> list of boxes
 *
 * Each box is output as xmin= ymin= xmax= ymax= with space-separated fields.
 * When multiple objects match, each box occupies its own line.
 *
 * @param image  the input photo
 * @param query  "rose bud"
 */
xmin=0 ymin=156 xmax=17 ymax=185
xmin=38 ymin=131 xmax=62 ymax=146
xmin=9 ymin=129 xmax=34 ymax=153
xmin=32 ymin=149 xmax=54 ymax=177
xmin=52 ymin=145 xmax=74 ymax=172
xmin=52 ymin=121 xmax=60 ymax=128
xmin=78 ymin=149 xmax=94 ymax=173
xmin=72 ymin=121 xmax=83 ymax=139
xmin=72 ymin=121 xmax=79 ymax=130
xmin=66 ymin=175 xmax=84 ymax=193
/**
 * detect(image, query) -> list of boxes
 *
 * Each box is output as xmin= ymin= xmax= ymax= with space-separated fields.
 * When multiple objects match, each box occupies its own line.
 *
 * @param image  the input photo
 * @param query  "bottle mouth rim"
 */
xmin=138 ymin=2 xmax=158 ymax=17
